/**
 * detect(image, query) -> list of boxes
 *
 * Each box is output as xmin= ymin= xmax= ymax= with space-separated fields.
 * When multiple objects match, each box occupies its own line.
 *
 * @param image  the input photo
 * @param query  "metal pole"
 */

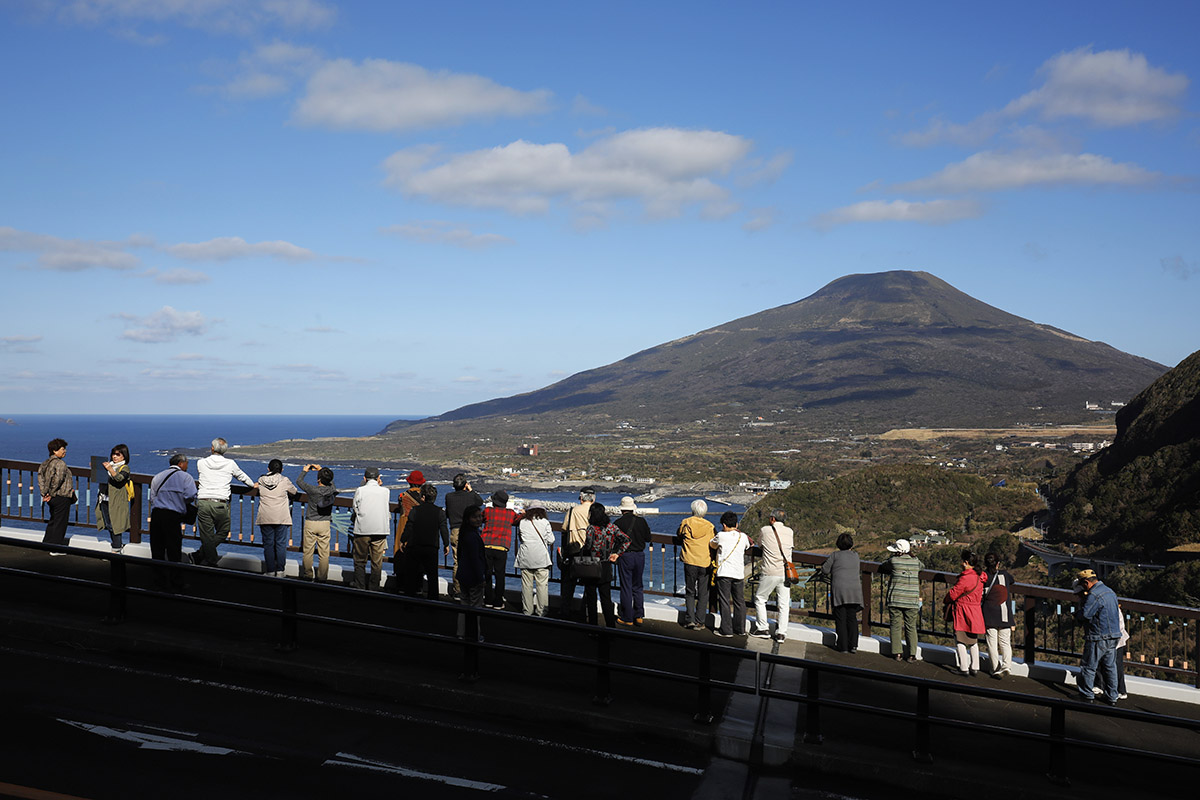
xmin=1024 ymin=595 xmax=1038 ymax=666
xmin=694 ymin=650 xmax=713 ymax=724
xmin=912 ymin=684 xmax=932 ymax=762
xmin=803 ymin=668 xmax=823 ymax=745
xmin=1047 ymin=705 xmax=1069 ymax=785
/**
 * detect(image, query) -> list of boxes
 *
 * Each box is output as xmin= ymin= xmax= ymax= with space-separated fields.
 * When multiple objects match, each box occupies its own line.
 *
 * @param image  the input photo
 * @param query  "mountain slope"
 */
xmin=386 ymin=271 xmax=1165 ymax=432
xmin=1052 ymin=348 xmax=1200 ymax=558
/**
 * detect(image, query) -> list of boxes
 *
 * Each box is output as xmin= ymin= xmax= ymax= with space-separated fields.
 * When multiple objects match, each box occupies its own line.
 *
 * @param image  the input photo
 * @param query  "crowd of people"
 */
xmin=34 ymin=438 xmax=1131 ymax=700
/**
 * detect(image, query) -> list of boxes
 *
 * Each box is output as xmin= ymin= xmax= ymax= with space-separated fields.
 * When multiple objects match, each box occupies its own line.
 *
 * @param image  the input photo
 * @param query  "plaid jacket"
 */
xmin=481 ymin=507 xmax=521 ymax=550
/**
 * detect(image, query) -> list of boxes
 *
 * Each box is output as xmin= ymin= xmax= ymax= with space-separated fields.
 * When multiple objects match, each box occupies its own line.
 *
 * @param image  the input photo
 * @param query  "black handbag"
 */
xmin=572 ymin=555 xmax=604 ymax=582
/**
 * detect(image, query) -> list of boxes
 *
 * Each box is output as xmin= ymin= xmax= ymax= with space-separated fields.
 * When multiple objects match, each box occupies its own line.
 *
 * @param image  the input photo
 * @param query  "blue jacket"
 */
xmin=1080 ymin=581 xmax=1121 ymax=640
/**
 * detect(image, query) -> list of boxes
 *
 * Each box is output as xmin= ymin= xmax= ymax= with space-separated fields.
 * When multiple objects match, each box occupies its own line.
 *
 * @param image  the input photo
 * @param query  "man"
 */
xmin=481 ymin=490 xmax=522 ymax=609
xmin=389 ymin=470 xmax=425 ymax=592
xmin=752 ymin=508 xmax=795 ymax=642
xmin=558 ymin=487 xmax=594 ymax=618
xmin=37 ymin=438 xmax=73 ymax=550
xmin=1075 ymin=568 xmax=1122 ymax=705
xmin=613 ymin=496 xmax=651 ymax=627
xmin=351 ymin=467 xmax=391 ymax=590
xmin=444 ymin=473 xmax=483 ymax=600
xmin=400 ymin=483 xmax=449 ymax=600
xmin=194 ymin=438 xmax=256 ymax=567
xmin=678 ymin=499 xmax=715 ymax=630
xmin=296 ymin=464 xmax=342 ymax=582
xmin=879 ymin=537 xmax=923 ymax=661
xmin=148 ymin=454 xmax=198 ymax=590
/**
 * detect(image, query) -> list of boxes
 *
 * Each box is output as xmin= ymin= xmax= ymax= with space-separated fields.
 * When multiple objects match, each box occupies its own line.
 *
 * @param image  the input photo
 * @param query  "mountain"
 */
xmin=1052 ymin=348 xmax=1200 ymax=558
xmin=385 ymin=270 xmax=1166 ymax=433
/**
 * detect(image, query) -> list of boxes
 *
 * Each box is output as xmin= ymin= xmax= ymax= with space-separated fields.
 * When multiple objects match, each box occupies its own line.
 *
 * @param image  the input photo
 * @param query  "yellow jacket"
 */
xmin=678 ymin=515 xmax=715 ymax=567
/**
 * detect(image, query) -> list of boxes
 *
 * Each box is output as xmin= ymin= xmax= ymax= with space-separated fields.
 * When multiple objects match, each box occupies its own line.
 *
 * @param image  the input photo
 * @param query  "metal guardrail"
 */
xmin=0 ymin=535 xmax=1197 ymax=786
xmin=4 ymin=457 xmax=1199 ymax=688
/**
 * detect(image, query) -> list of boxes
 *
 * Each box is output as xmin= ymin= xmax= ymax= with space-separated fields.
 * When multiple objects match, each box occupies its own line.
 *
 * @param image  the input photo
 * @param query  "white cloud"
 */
xmin=0 ymin=335 xmax=42 ymax=354
xmin=382 ymin=222 xmax=514 ymax=249
xmin=0 ymin=226 xmax=141 ymax=271
xmin=814 ymin=198 xmax=983 ymax=229
xmin=293 ymin=59 xmax=552 ymax=132
xmin=742 ymin=208 xmax=776 ymax=233
xmin=165 ymin=236 xmax=316 ymax=262
xmin=454 ymin=376 xmax=481 ymax=383
xmin=219 ymin=40 xmax=322 ymax=98
xmin=1004 ymin=47 xmax=1189 ymax=127
xmin=304 ymin=325 xmax=339 ymax=333
xmin=902 ymin=47 xmax=1189 ymax=147
xmin=384 ymin=127 xmax=755 ymax=221
xmin=736 ymin=151 xmax=794 ymax=187
xmin=117 ymin=306 xmax=211 ymax=343
xmin=1162 ymin=255 xmax=1199 ymax=280
xmin=895 ymin=151 xmax=1160 ymax=193
xmin=571 ymin=94 xmax=607 ymax=116
xmin=57 ymin=0 xmax=335 ymax=35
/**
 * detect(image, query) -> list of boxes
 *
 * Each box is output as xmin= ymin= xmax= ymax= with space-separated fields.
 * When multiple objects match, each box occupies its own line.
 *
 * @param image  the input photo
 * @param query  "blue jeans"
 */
xmin=259 ymin=524 xmax=290 ymax=574
xmin=1079 ymin=636 xmax=1119 ymax=702
xmin=617 ymin=550 xmax=645 ymax=623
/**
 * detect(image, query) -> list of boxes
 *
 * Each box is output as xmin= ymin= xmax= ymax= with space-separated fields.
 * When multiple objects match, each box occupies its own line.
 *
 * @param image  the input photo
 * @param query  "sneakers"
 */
xmin=773 ymin=633 xmax=786 ymax=642
xmin=1092 ymin=687 xmax=1104 ymax=696
xmin=1118 ymin=693 xmax=1128 ymax=700
xmin=714 ymin=631 xmax=732 ymax=638
xmin=751 ymin=627 xmax=771 ymax=639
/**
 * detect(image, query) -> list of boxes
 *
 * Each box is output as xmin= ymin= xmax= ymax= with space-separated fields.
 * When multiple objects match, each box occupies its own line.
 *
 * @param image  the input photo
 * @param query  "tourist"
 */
xmin=194 ymin=438 xmax=256 ymax=567
xmin=580 ymin=503 xmax=630 ymax=627
xmin=614 ymin=496 xmax=651 ymax=627
xmin=350 ymin=467 xmax=390 ymax=590
xmin=752 ymin=508 xmax=794 ymax=642
xmin=515 ymin=501 xmax=555 ymax=616
xmin=38 ymin=438 xmax=73 ymax=550
xmin=399 ymin=482 xmax=449 ymax=601
xmin=1074 ymin=568 xmax=1122 ymax=704
xmin=148 ymin=454 xmax=197 ymax=590
xmin=710 ymin=511 xmax=749 ymax=638
xmin=255 ymin=459 xmax=298 ymax=577
xmin=390 ymin=470 xmax=425 ymax=593
xmin=679 ymin=499 xmax=715 ymax=630
xmin=296 ymin=464 xmax=342 ymax=582
xmin=455 ymin=505 xmax=487 ymax=640
xmin=982 ymin=552 xmax=1015 ymax=677
xmin=481 ymin=490 xmax=522 ymax=609
xmin=880 ymin=538 xmax=923 ymax=662
xmin=444 ymin=473 xmax=483 ymax=600
xmin=945 ymin=549 xmax=987 ymax=676
xmin=820 ymin=533 xmax=863 ymax=653
xmin=97 ymin=443 xmax=132 ymax=553
xmin=559 ymin=487 xmax=595 ymax=619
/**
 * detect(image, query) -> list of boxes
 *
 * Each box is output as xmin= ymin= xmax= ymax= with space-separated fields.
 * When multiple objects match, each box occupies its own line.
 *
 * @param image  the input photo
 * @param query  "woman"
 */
xmin=820 ymin=533 xmax=863 ymax=652
xmin=98 ymin=444 xmax=132 ymax=553
xmin=982 ymin=552 xmax=1015 ymax=678
xmin=456 ymin=505 xmax=487 ymax=640
xmin=515 ymin=502 xmax=555 ymax=616
xmin=255 ymin=459 xmax=298 ymax=577
xmin=581 ymin=503 xmax=631 ymax=627
xmin=710 ymin=511 xmax=750 ymax=637
xmin=945 ymin=549 xmax=987 ymax=676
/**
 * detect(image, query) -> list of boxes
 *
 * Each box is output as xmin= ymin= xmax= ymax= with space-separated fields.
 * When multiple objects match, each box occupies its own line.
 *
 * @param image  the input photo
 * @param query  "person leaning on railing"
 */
xmin=148 ymin=453 xmax=198 ymax=591
xmin=37 ymin=437 xmax=74 ymax=551
xmin=879 ymin=537 xmax=922 ymax=663
xmin=821 ymin=533 xmax=864 ymax=653
xmin=296 ymin=465 xmax=343 ymax=583
xmin=194 ymin=438 xmax=256 ymax=567
xmin=751 ymin=508 xmax=794 ymax=643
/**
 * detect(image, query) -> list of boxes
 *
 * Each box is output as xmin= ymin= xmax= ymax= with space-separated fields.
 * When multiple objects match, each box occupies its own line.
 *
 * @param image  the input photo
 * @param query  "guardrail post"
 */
xmin=1047 ymin=705 xmax=1069 ymax=786
xmin=105 ymin=557 xmax=127 ymax=624
xmin=803 ymin=668 xmax=823 ymax=744
xmin=1024 ymin=596 xmax=1038 ymax=666
xmin=130 ymin=482 xmax=144 ymax=545
xmin=278 ymin=583 xmax=298 ymax=652
xmin=860 ymin=571 xmax=872 ymax=637
xmin=694 ymin=650 xmax=713 ymax=724
xmin=593 ymin=631 xmax=612 ymax=706
xmin=459 ymin=611 xmax=480 ymax=683
xmin=912 ymin=684 xmax=932 ymax=762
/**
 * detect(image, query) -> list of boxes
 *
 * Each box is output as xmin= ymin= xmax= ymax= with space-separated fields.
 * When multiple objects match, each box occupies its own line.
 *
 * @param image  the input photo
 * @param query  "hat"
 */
xmin=406 ymin=470 xmax=425 ymax=486
xmin=364 ymin=467 xmax=380 ymax=480
xmin=1077 ymin=568 xmax=1098 ymax=582
xmin=619 ymin=496 xmax=637 ymax=512
xmin=526 ymin=500 xmax=545 ymax=511
xmin=887 ymin=539 xmax=911 ymax=554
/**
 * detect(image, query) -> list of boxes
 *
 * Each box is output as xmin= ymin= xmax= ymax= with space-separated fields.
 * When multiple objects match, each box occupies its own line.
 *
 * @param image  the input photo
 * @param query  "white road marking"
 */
xmin=57 ymin=719 xmax=251 ymax=755
xmin=9 ymin=644 xmax=704 ymax=776
xmin=324 ymin=752 xmax=536 ymax=794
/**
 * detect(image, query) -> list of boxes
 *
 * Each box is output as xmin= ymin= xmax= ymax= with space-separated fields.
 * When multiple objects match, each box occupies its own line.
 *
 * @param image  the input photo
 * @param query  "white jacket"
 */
xmin=196 ymin=454 xmax=253 ymax=500
xmin=352 ymin=481 xmax=391 ymax=536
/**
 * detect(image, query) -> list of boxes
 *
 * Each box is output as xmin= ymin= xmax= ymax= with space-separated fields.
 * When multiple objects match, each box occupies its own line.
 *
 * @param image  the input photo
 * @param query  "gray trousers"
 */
xmin=889 ymin=605 xmax=919 ymax=657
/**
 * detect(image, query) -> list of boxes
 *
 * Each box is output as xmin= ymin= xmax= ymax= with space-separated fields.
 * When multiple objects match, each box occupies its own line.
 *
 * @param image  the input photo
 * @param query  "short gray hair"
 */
xmin=211 ymin=437 xmax=228 ymax=454
xmin=580 ymin=488 xmax=596 ymax=501
xmin=690 ymin=499 xmax=708 ymax=517
xmin=770 ymin=508 xmax=786 ymax=521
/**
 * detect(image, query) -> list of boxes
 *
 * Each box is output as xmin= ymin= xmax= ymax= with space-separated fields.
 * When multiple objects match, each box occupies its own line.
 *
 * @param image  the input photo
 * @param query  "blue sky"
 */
xmin=1 ymin=1 xmax=1197 ymax=415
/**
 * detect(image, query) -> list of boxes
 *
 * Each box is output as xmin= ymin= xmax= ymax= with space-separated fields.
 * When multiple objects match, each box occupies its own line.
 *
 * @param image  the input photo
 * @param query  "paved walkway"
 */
xmin=1 ymin=534 xmax=1198 ymax=799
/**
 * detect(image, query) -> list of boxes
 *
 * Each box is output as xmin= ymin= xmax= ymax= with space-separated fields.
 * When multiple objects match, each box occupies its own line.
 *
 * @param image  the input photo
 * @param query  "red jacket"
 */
xmin=946 ymin=568 xmax=987 ymax=635
xmin=481 ymin=507 xmax=521 ymax=550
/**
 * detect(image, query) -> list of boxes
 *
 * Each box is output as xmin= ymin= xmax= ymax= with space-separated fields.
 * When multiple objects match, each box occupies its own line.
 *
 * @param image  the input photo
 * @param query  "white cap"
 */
xmin=887 ymin=539 xmax=911 ymax=554
xmin=619 ymin=496 xmax=637 ymax=512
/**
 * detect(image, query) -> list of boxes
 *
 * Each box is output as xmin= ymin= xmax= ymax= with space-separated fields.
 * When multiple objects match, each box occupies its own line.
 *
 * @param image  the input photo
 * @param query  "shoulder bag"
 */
xmin=771 ymin=523 xmax=800 ymax=586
